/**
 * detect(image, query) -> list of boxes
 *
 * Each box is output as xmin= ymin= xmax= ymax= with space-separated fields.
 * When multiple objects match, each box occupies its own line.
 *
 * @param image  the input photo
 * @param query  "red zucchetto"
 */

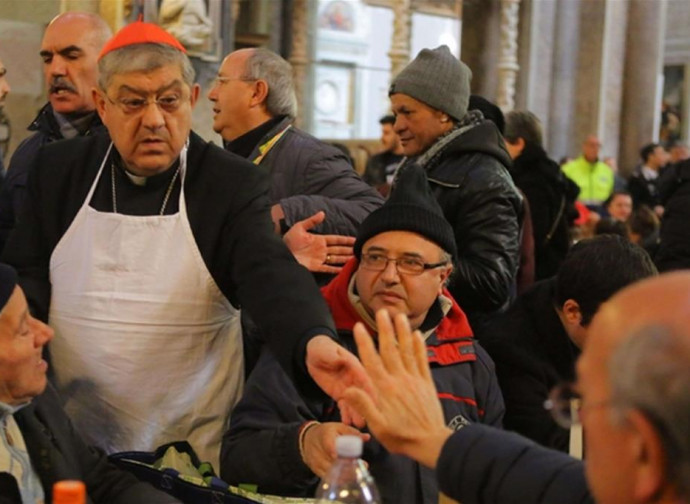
xmin=98 ymin=20 xmax=186 ymax=60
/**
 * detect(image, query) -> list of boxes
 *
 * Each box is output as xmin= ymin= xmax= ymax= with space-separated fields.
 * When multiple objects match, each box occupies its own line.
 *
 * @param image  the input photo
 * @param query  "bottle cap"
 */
xmin=335 ymin=435 xmax=363 ymax=457
xmin=53 ymin=480 xmax=85 ymax=504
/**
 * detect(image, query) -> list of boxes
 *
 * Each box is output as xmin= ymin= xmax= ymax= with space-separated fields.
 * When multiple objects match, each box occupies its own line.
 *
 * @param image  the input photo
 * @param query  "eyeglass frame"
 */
xmin=359 ymin=252 xmax=449 ymax=276
xmin=103 ymin=90 xmax=189 ymax=115
xmin=212 ymin=76 xmax=258 ymax=87
xmin=544 ymin=382 xmax=612 ymax=429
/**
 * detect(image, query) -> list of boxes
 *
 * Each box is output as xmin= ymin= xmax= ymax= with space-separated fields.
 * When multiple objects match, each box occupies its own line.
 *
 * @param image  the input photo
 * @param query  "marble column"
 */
xmin=619 ymin=0 xmax=668 ymax=175
xmin=388 ymin=0 xmax=412 ymax=82
xmin=516 ymin=0 xmax=556 ymax=141
xmin=496 ymin=0 xmax=521 ymax=113
xmin=289 ymin=0 xmax=309 ymax=128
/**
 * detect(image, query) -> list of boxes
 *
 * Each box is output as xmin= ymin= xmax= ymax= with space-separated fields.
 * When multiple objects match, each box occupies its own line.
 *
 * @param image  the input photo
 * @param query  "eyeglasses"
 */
xmin=544 ymin=382 xmax=610 ymax=428
xmin=360 ymin=252 xmax=448 ymax=276
xmin=212 ymin=76 xmax=256 ymax=87
xmin=105 ymin=92 xmax=186 ymax=115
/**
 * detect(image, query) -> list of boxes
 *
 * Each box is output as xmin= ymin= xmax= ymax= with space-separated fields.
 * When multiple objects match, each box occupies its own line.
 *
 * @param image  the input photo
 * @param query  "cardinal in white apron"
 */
xmin=48 ymin=143 xmax=242 ymax=469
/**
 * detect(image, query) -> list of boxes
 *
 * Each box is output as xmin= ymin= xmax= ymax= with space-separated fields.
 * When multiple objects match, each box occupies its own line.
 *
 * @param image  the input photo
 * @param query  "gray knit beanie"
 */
xmin=389 ymin=45 xmax=472 ymax=121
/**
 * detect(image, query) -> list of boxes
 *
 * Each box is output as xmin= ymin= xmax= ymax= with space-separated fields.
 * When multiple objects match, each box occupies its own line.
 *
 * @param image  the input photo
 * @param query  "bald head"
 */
xmin=591 ymin=272 xmax=690 ymax=351
xmin=46 ymin=12 xmax=112 ymax=47
xmin=41 ymin=12 xmax=112 ymax=116
xmin=580 ymin=272 xmax=690 ymax=504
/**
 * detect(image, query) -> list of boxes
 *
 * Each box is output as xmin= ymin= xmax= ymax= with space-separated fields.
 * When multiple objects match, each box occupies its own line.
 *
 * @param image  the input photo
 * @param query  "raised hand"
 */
xmin=283 ymin=211 xmax=355 ymax=273
xmin=342 ymin=310 xmax=453 ymax=469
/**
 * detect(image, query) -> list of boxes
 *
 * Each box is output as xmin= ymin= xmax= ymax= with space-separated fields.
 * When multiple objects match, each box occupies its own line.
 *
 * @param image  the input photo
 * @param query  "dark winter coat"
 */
xmin=221 ymin=259 xmax=504 ymax=504
xmin=405 ymin=119 xmax=523 ymax=332
xmin=478 ymin=279 xmax=580 ymax=452
xmin=510 ymin=143 xmax=578 ymax=280
xmin=0 ymin=103 xmax=103 ymax=253
xmin=14 ymin=384 xmax=177 ymax=504
xmin=243 ymin=116 xmax=383 ymax=236
xmin=437 ymin=424 xmax=593 ymax=504
xmin=655 ymin=159 xmax=690 ymax=271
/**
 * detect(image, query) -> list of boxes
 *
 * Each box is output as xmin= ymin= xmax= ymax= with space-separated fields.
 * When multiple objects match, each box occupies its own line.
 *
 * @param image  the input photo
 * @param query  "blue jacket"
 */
xmin=222 ymin=259 xmax=504 ymax=503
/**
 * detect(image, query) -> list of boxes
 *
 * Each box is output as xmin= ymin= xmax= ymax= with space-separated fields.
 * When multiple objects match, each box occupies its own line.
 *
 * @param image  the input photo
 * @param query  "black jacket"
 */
xmin=410 ymin=120 xmax=522 ymax=331
xmin=479 ymin=279 xmax=579 ymax=452
xmin=14 ymin=384 xmax=177 ymax=504
xmin=244 ymin=117 xmax=383 ymax=235
xmin=655 ymin=160 xmax=690 ymax=271
xmin=1 ymin=130 xmax=335 ymax=391
xmin=510 ymin=144 xmax=578 ymax=280
xmin=437 ymin=424 xmax=592 ymax=504
xmin=0 ymin=103 xmax=103 ymax=253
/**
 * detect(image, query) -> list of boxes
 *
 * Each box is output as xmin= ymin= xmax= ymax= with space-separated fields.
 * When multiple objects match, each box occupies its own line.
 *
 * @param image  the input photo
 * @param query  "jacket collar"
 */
xmin=28 ymin=102 xmax=103 ymax=140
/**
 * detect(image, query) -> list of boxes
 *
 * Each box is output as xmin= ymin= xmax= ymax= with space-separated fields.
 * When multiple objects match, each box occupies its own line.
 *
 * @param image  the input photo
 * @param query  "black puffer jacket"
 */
xmin=655 ymin=159 xmax=690 ymax=271
xmin=404 ymin=119 xmax=522 ymax=331
xmin=510 ymin=143 xmax=579 ymax=280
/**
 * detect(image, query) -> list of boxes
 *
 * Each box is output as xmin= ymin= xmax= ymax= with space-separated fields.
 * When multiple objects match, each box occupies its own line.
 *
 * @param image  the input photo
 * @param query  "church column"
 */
xmin=289 ymin=0 xmax=309 ymax=128
xmin=496 ymin=0 xmax=521 ymax=112
xmin=619 ymin=0 xmax=668 ymax=174
xmin=388 ymin=0 xmax=412 ymax=81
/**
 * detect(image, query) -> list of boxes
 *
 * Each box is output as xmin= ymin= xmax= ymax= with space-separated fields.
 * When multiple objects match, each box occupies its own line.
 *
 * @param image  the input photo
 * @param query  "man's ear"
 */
xmin=250 ymin=79 xmax=269 ymax=108
xmin=437 ymin=266 xmax=453 ymax=294
xmin=562 ymin=299 xmax=582 ymax=326
xmin=93 ymin=88 xmax=107 ymax=121
xmin=189 ymin=83 xmax=201 ymax=108
xmin=516 ymin=137 xmax=526 ymax=151
xmin=626 ymin=409 xmax=669 ymax=502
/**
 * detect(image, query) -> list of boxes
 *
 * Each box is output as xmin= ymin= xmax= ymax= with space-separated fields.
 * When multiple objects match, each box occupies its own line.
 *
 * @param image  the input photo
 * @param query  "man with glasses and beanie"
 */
xmin=2 ymin=21 xmax=369 ymax=470
xmin=342 ymin=272 xmax=690 ymax=504
xmin=221 ymin=164 xmax=504 ymax=503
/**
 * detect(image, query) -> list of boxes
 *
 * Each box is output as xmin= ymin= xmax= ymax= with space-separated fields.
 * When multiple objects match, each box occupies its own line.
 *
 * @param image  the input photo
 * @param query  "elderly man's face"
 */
xmin=40 ymin=16 xmax=102 ymax=116
xmin=208 ymin=50 xmax=258 ymax=142
xmin=355 ymin=231 xmax=452 ymax=330
xmin=0 ymin=287 xmax=53 ymax=405
xmin=95 ymin=63 xmax=199 ymax=176
xmin=390 ymin=94 xmax=454 ymax=157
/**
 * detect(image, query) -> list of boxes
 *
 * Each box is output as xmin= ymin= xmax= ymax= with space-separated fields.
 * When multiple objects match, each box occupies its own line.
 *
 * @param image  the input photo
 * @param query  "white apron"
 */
xmin=48 ymin=143 xmax=242 ymax=469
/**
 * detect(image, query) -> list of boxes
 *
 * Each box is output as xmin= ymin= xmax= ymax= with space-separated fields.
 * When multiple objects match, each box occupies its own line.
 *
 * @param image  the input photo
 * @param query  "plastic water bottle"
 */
xmin=314 ymin=435 xmax=381 ymax=503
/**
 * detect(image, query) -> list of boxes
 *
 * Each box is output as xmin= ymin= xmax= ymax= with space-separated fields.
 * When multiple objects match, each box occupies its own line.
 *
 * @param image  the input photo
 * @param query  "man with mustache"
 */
xmin=2 ymin=20 xmax=367 ymax=470
xmin=0 ymin=12 xmax=111 ymax=252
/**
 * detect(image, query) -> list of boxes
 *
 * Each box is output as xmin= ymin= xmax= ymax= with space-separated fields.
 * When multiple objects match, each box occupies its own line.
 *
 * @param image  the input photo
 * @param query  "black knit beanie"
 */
xmin=354 ymin=163 xmax=457 ymax=260
xmin=0 ymin=263 xmax=18 ymax=313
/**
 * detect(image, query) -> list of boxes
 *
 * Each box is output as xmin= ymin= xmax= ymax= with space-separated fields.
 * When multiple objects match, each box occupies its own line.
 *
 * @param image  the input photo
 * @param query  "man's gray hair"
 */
xmin=242 ymin=48 xmax=297 ymax=119
xmin=98 ymin=43 xmax=195 ymax=90
xmin=504 ymin=110 xmax=543 ymax=147
xmin=609 ymin=324 xmax=690 ymax=500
